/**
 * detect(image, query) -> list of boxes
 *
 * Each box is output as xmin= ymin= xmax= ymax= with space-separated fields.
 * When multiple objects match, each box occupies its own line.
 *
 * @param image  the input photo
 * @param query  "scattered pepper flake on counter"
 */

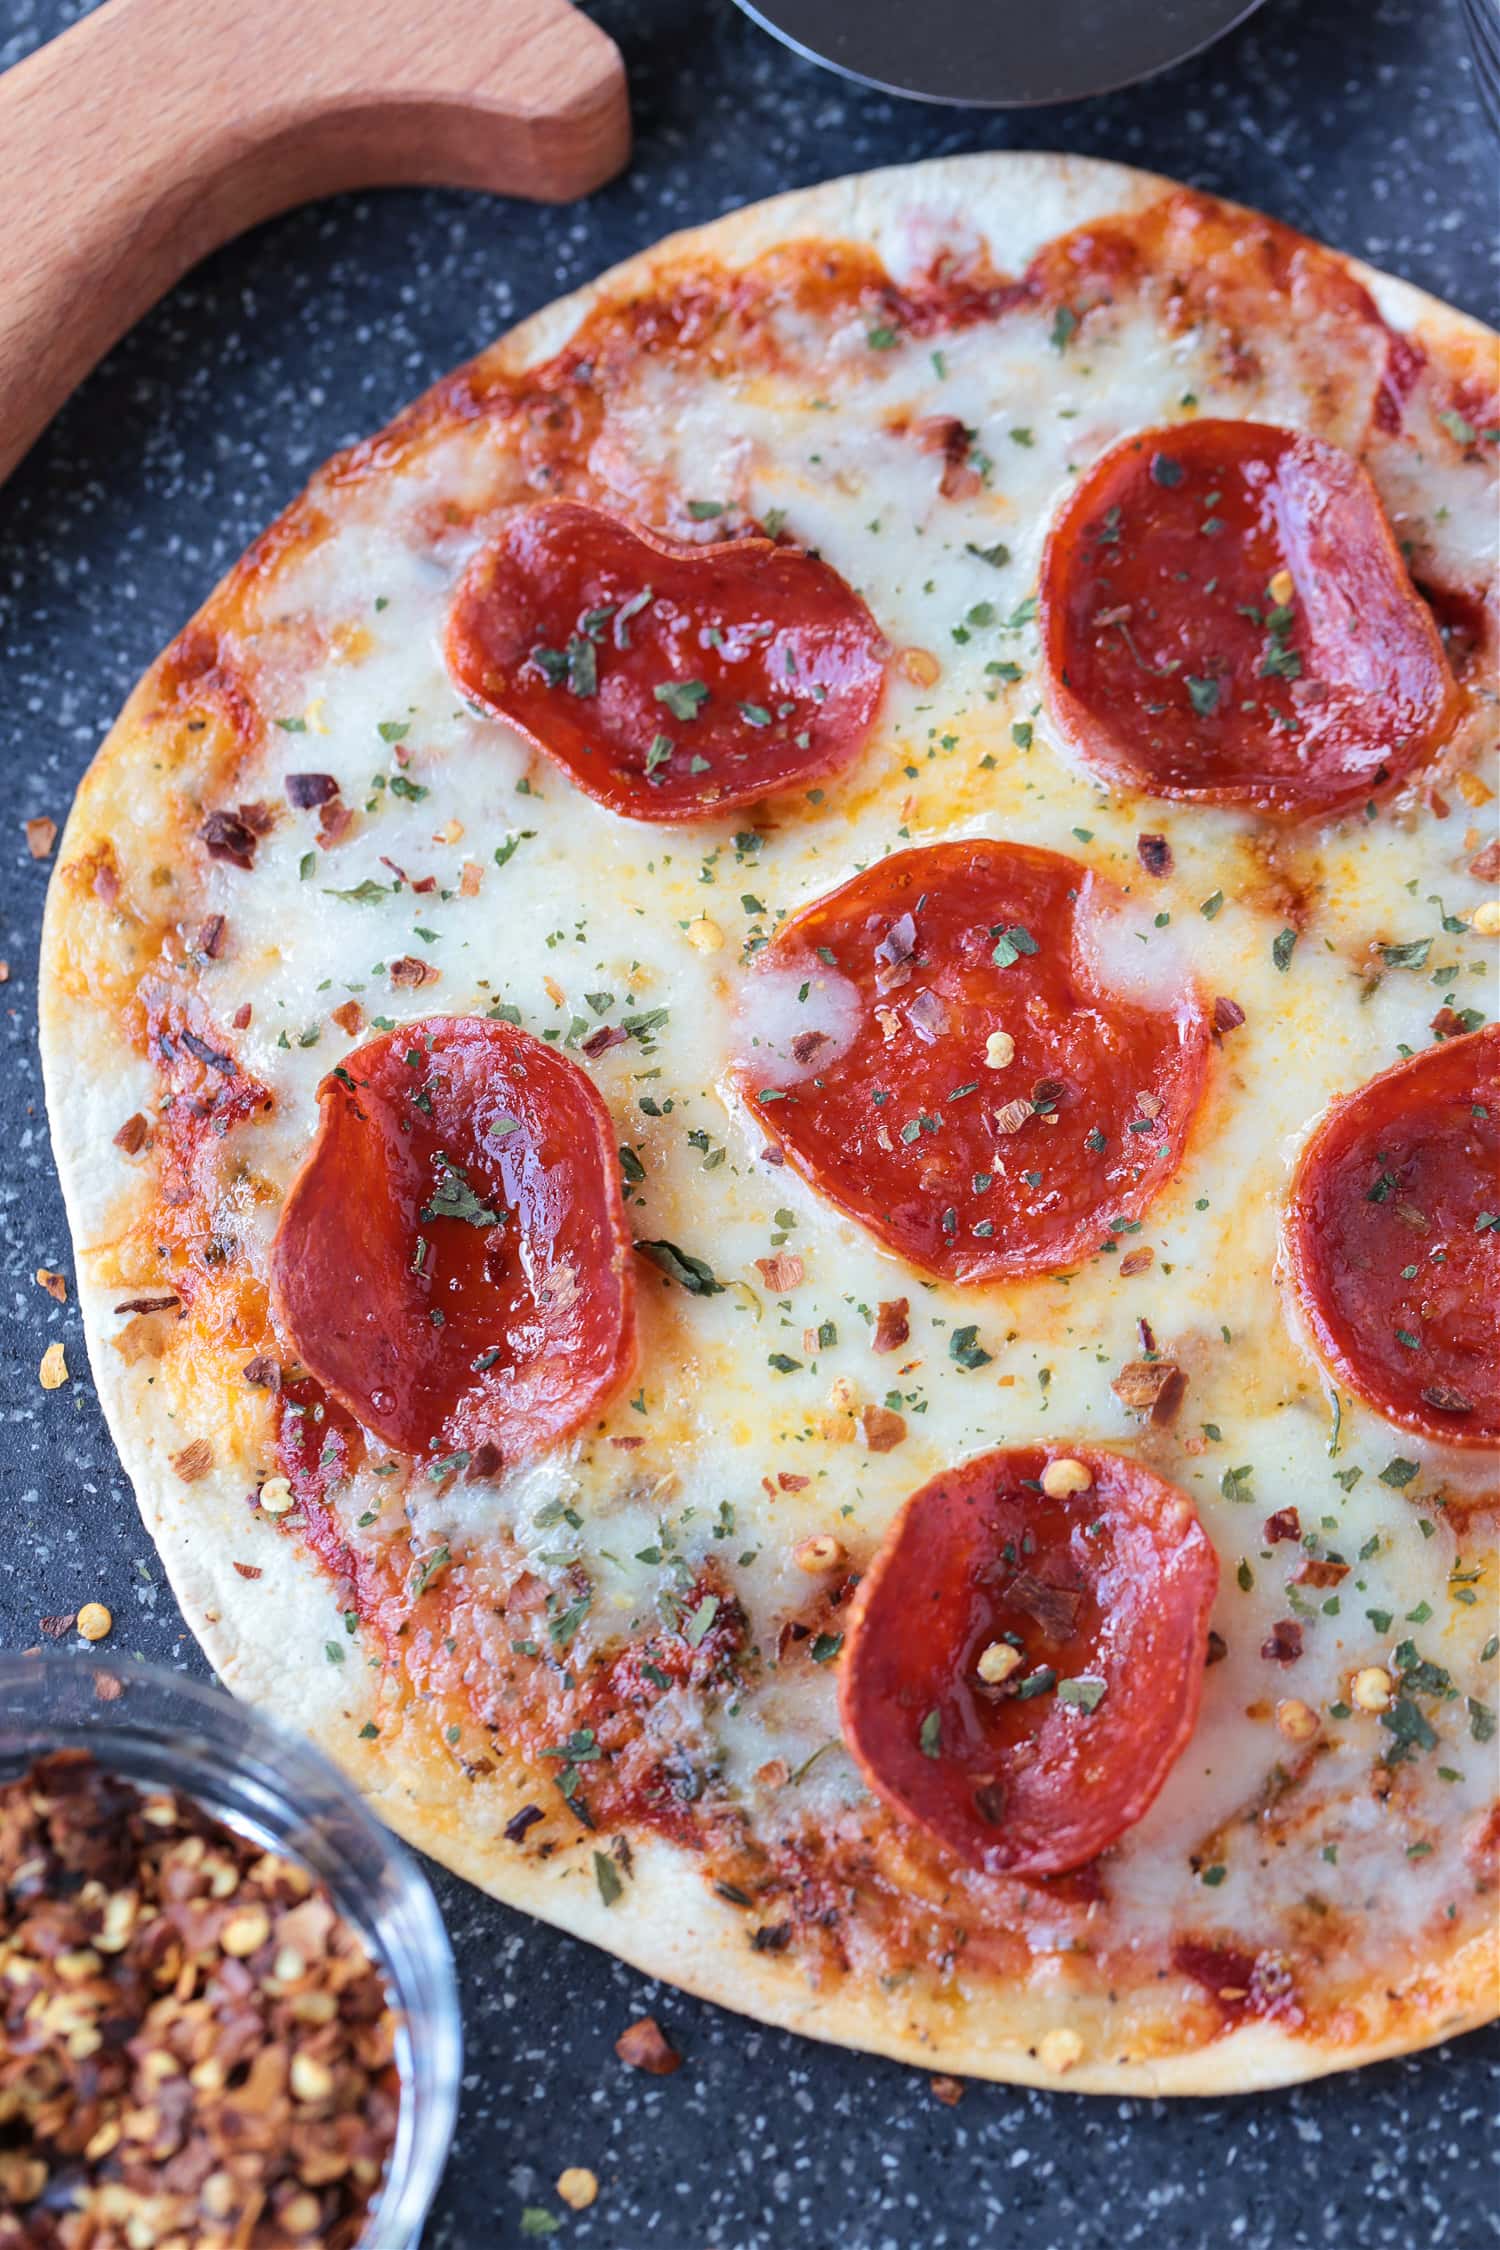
xmin=34 ymin=1268 xmax=67 ymax=1303
xmin=556 ymin=2166 xmax=599 ymax=2211
xmin=38 ymin=1342 xmax=68 ymax=1391
xmin=614 ymin=2015 xmax=681 ymax=2075
xmin=24 ymin=816 xmax=57 ymax=860
xmin=0 ymin=1750 xmax=400 ymax=2246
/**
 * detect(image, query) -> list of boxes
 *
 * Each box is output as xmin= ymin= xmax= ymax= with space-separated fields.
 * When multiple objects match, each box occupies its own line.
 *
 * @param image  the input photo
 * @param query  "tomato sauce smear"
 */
xmin=1282 ymin=1025 xmax=1500 ymax=1449
xmin=446 ymin=501 xmax=888 ymax=822
xmin=729 ymin=840 xmax=1210 ymax=1283
xmin=1040 ymin=420 xmax=1460 ymax=819
xmin=270 ymin=1017 xmax=636 ymax=1463
xmin=839 ymin=1445 xmax=1219 ymax=1877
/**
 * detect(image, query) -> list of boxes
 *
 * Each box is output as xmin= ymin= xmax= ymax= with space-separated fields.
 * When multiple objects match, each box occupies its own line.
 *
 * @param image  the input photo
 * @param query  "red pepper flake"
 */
xmin=1136 ymin=833 xmax=1173 ymax=877
xmin=1212 ymin=996 xmax=1246 ymax=1035
xmin=318 ymin=798 xmax=355 ymax=849
xmin=1263 ymin=1508 xmax=1301 ymax=1543
xmin=242 ymin=1357 xmax=281 ymax=1390
xmin=113 ymin=1113 xmax=151 ymax=1155
xmin=755 ymin=1253 xmax=805 ymax=1291
xmin=199 ymin=809 xmax=259 ymax=869
xmin=285 ymin=772 xmax=340 ymax=809
xmin=873 ymin=1298 xmax=910 ymax=1353
xmin=90 ymin=852 xmax=121 ymax=905
xmin=1292 ymin=1555 xmax=1348 ymax=1589
xmin=911 ymin=414 xmax=984 ymax=500
xmin=615 ymin=2015 xmax=682 ymax=2074
xmin=1261 ymin=1620 xmax=1304 ymax=1663
xmin=861 ymin=1404 xmax=907 ymax=1452
xmin=389 ymin=955 xmax=439 ymax=990
xmin=1007 ymin=1569 xmax=1083 ymax=1640
xmin=196 ymin=914 xmax=227 ymax=959
xmin=1111 ymin=1359 xmax=1185 ymax=1423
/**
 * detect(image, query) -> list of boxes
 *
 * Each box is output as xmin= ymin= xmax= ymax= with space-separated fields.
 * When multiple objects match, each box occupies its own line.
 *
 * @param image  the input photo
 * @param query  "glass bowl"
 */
xmin=0 ymin=1649 xmax=460 ymax=2249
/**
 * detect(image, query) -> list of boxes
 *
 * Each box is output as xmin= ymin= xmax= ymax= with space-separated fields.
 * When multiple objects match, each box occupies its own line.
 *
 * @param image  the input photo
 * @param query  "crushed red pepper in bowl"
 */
xmin=0 ymin=1654 xmax=459 ymax=2250
xmin=0 ymin=1750 xmax=399 ymax=2247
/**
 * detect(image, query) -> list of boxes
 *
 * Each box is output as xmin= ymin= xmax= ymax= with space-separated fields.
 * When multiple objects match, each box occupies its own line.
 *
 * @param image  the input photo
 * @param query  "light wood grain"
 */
xmin=0 ymin=0 xmax=630 ymax=484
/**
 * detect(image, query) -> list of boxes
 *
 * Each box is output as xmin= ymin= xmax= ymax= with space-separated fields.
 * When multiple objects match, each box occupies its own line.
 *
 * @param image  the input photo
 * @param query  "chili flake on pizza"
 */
xmin=41 ymin=155 xmax=1500 ymax=2093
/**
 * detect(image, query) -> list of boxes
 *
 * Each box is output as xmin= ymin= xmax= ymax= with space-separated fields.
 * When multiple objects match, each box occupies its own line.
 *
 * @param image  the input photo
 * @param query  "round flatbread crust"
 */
xmin=39 ymin=151 xmax=1500 ymax=2094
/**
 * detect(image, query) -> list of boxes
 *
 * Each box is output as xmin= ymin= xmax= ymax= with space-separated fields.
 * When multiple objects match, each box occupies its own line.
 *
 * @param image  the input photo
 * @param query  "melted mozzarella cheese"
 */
xmin=185 ymin=267 xmax=1498 ymax=1977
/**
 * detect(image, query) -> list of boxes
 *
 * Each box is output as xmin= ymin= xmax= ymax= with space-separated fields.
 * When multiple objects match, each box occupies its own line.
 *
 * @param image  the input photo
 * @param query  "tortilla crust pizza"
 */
xmin=39 ymin=154 xmax=1500 ymax=2093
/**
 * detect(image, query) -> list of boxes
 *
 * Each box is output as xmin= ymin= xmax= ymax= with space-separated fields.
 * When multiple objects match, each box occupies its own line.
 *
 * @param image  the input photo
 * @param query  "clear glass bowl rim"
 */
xmin=0 ymin=1648 xmax=460 ymax=2249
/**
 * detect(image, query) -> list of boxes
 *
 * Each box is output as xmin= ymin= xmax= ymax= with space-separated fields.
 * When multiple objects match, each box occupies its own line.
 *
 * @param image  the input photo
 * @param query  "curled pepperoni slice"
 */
xmin=1282 ymin=1026 xmax=1499 ymax=1448
xmin=446 ymin=502 xmax=887 ymax=822
xmin=270 ymin=1017 xmax=635 ymax=1461
xmin=728 ymin=840 xmax=1210 ymax=1283
xmin=1040 ymin=420 xmax=1459 ymax=818
xmin=839 ymin=1446 xmax=1218 ymax=1877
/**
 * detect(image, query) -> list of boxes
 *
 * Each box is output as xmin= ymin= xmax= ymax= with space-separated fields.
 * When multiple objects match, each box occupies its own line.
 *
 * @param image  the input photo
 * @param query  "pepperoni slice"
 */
xmin=446 ymin=502 xmax=887 ymax=821
xmin=1282 ymin=1026 xmax=1499 ymax=1448
xmin=839 ymin=1446 xmax=1218 ymax=1877
xmin=270 ymin=1017 xmax=635 ymax=1461
xmin=1040 ymin=420 xmax=1459 ymax=818
xmin=728 ymin=840 xmax=1210 ymax=1283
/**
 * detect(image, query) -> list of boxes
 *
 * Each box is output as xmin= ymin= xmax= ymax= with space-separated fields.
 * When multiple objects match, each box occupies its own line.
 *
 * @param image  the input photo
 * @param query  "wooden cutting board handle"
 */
xmin=0 ymin=0 xmax=630 ymax=485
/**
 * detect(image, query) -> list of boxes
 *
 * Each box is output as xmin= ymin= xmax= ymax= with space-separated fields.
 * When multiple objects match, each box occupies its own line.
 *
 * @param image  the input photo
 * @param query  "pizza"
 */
xmin=39 ymin=153 xmax=1500 ymax=2094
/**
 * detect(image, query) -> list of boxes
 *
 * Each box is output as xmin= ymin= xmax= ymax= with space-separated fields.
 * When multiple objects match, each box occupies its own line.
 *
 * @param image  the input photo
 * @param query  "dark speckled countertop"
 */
xmin=1 ymin=2 xmax=1496 ymax=2243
